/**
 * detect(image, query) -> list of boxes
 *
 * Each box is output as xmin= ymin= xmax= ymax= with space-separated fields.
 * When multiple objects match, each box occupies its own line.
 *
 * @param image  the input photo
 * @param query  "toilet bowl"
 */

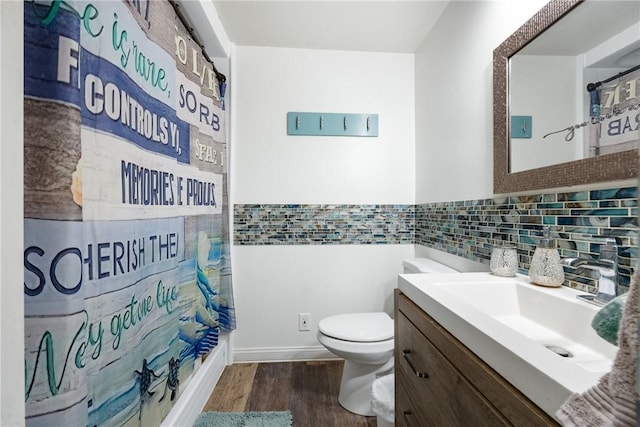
xmin=317 ymin=258 xmax=457 ymax=417
xmin=317 ymin=312 xmax=394 ymax=416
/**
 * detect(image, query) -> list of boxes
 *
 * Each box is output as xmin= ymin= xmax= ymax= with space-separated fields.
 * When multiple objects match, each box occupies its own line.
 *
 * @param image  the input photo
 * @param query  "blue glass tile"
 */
xmin=577 ymin=208 xmax=629 ymax=216
xmin=537 ymin=203 xmax=564 ymax=209
xmin=558 ymin=191 xmax=589 ymax=202
xmin=590 ymin=187 xmax=636 ymax=200
xmin=611 ymin=217 xmax=637 ymax=228
xmin=557 ymin=217 xmax=578 ymax=225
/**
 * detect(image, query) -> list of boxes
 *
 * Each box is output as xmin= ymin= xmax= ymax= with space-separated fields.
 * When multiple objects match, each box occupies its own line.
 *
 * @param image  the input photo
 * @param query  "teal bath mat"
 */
xmin=193 ymin=411 xmax=293 ymax=427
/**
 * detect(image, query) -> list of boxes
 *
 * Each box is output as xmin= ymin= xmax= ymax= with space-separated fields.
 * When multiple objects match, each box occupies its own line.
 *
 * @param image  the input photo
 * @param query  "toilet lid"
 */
xmin=318 ymin=312 xmax=393 ymax=342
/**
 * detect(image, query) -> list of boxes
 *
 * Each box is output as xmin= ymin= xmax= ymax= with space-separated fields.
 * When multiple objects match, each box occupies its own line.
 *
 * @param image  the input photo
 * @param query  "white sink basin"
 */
xmin=398 ymin=272 xmax=618 ymax=419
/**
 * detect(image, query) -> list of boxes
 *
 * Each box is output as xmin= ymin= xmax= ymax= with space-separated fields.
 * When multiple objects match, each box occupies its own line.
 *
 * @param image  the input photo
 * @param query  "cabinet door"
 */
xmin=396 ymin=310 xmax=510 ymax=427
xmin=395 ymin=291 xmax=560 ymax=427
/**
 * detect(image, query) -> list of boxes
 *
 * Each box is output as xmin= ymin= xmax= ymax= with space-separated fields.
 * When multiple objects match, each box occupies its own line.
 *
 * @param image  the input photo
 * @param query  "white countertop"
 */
xmin=398 ymin=272 xmax=617 ymax=419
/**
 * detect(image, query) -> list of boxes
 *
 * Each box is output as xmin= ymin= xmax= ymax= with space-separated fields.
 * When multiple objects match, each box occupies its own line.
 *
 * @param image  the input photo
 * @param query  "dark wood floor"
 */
xmin=203 ymin=360 xmax=377 ymax=426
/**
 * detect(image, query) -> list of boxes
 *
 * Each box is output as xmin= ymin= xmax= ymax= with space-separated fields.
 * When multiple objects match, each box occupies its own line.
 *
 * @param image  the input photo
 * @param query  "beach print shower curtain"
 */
xmin=23 ymin=1 xmax=235 ymax=425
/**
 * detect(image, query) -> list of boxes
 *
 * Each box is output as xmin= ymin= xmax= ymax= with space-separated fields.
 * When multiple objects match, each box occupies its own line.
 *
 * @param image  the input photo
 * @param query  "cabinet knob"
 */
xmin=402 ymin=349 xmax=429 ymax=378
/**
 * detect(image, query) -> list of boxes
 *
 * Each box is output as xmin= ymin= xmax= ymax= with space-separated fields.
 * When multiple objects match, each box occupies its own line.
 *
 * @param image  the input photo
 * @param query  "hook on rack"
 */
xmin=286 ymin=112 xmax=379 ymax=137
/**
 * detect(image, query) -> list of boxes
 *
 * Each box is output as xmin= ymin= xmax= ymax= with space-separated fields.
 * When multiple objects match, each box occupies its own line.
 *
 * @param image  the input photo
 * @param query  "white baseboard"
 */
xmin=233 ymin=345 xmax=339 ymax=363
xmin=160 ymin=337 xmax=229 ymax=427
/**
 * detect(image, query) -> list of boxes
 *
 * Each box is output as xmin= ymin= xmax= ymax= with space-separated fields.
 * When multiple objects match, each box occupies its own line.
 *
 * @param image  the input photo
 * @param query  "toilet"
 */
xmin=317 ymin=258 xmax=457 ymax=416
xmin=401 ymin=257 xmax=459 ymax=274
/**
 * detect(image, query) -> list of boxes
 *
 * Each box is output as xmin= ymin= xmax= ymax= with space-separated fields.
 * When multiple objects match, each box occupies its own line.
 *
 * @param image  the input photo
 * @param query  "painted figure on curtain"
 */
xmin=23 ymin=1 xmax=235 ymax=426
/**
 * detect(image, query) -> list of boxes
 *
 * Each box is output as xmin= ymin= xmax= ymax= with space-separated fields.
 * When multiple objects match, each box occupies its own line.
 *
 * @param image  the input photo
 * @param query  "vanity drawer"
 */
xmin=395 ymin=368 xmax=431 ymax=427
xmin=395 ymin=290 xmax=559 ymax=427
xmin=396 ymin=309 xmax=510 ymax=427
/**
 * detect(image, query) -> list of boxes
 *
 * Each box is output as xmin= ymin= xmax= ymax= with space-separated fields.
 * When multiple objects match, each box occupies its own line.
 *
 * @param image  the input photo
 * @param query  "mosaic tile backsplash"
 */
xmin=234 ymin=186 xmax=638 ymax=294
xmin=416 ymin=187 xmax=637 ymax=294
xmin=233 ymin=204 xmax=415 ymax=245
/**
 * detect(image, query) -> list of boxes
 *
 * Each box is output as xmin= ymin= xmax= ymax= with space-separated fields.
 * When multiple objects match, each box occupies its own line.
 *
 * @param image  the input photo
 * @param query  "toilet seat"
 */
xmin=317 ymin=333 xmax=394 ymax=357
xmin=318 ymin=312 xmax=393 ymax=342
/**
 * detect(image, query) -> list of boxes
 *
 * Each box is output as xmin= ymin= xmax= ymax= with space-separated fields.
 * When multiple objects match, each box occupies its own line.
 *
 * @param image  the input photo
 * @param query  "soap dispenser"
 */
xmin=529 ymin=227 xmax=564 ymax=287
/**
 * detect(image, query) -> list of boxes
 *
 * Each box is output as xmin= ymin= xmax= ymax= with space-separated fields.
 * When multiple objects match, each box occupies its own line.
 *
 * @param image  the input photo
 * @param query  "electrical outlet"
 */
xmin=298 ymin=313 xmax=311 ymax=331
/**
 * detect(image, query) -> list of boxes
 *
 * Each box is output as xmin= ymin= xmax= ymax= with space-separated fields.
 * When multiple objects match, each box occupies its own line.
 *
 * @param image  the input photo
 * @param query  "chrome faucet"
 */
xmin=560 ymin=239 xmax=619 ymax=307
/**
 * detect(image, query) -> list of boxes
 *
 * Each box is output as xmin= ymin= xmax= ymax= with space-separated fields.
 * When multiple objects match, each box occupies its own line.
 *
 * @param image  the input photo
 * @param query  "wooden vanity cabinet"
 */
xmin=394 ymin=290 xmax=559 ymax=427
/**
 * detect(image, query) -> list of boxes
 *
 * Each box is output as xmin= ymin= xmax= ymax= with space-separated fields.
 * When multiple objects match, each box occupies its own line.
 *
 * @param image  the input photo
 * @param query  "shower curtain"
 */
xmin=23 ymin=1 xmax=235 ymax=426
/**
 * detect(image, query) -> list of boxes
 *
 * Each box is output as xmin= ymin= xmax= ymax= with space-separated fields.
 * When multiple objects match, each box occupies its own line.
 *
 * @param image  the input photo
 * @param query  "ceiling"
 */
xmin=210 ymin=1 xmax=450 ymax=53
xmin=519 ymin=1 xmax=640 ymax=60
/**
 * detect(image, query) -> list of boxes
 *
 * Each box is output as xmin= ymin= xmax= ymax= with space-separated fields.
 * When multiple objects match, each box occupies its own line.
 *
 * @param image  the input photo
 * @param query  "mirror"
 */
xmin=494 ymin=0 xmax=639 ymax=194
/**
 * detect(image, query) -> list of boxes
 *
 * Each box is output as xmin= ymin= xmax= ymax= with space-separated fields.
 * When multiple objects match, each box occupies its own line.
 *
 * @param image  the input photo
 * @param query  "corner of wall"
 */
xmin=1 ymin=2 xmax=25 ymax=425
xmin=176 ymin=0 xmax=231 ymax=58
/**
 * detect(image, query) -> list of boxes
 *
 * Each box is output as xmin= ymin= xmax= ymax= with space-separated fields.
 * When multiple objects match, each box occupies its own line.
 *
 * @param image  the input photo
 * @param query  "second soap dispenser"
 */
xmin=529 ymin=226 xmax=565 ymax=287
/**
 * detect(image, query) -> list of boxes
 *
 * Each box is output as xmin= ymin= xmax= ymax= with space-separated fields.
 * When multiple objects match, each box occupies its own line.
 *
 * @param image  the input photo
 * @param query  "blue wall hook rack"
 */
xmin=287 ymin=112 xmax=379 ymax=137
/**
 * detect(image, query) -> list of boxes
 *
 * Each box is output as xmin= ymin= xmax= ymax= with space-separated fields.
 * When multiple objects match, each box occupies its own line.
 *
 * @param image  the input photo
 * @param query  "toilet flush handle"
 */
xmin=402 ymin=349 xmax=429 ymax=378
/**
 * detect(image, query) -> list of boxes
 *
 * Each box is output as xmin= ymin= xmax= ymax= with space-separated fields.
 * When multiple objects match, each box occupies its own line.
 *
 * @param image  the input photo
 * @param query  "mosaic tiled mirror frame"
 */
xmin=493 ymin=0 xmax=637 ymax=194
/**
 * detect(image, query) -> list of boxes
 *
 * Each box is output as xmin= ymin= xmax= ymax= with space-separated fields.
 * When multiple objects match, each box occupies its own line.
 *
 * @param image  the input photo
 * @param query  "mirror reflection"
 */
xmin=508 ymin=0 xmax=640 ymax=173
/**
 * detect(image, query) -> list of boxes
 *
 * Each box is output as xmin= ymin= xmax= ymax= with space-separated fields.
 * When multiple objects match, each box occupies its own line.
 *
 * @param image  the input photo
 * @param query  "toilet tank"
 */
xmin=402 ymin=258 xmax=458 ymax=274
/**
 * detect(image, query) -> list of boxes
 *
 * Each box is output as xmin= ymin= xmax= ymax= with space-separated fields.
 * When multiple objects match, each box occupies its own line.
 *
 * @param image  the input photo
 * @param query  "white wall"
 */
xmin=1 ymin=2 xmax=25 ymax=426
xmin=415 ymin=0 xmax=548 ymax=203
xmin=230 ymin=46 xmax=415 ymax=360
xmin=510 ymin=55 xmax=581 ymax=172
xmin=232 ymin=46 xmax=415 ymax=204
xmin=232 ymin=245 xmax=414 ymax=360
